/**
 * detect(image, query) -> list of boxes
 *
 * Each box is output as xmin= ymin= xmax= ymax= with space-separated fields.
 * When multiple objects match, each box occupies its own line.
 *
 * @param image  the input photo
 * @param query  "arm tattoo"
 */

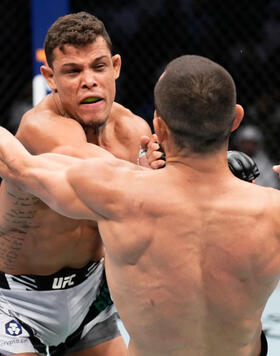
xmin=0 ymin=191 xmax=39 ymax=271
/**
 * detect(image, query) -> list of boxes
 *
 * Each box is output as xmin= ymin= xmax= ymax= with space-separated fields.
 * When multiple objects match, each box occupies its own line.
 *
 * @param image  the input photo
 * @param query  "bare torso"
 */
xmin=96 ymin=165 xmax=280 ymax=356
xmin=0 ymin=95 xmax=150 ymax=274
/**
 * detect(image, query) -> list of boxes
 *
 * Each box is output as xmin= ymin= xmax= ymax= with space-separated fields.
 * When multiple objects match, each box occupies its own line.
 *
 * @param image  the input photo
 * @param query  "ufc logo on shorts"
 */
xmin=52 ymin=274 xmax=76 ymax=289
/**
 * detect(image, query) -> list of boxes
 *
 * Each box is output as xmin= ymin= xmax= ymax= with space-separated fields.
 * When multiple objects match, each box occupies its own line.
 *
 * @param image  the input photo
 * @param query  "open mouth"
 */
xmin=81 ymin=97 xmax=103 ymax=104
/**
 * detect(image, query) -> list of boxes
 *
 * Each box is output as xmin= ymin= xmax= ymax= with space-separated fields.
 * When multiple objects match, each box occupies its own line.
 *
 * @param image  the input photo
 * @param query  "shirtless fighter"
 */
xmin=0 ymin=11 xmax=255 ymax=355
xmin=0 ymin=55 xmax=274 ymax=356
xmin=0 ymin=11 xmax=152 ymax=356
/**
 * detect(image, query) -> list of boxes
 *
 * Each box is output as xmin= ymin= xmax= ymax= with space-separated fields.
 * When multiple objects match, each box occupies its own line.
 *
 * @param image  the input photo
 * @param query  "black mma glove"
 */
xmin=158 ymin=147 xmax=260 ymax=182
xmin=227 ymin=150 xmax=260 ymax=182
xmin=157 ymin=145 xmax=166 ymax=168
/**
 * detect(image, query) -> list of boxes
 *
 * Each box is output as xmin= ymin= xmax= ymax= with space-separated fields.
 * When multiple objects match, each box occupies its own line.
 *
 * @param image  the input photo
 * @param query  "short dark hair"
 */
xmin=154 ymin=55 xmax=237 ymax=154
xmin=44 ymin=11 xmax=112 ymax=68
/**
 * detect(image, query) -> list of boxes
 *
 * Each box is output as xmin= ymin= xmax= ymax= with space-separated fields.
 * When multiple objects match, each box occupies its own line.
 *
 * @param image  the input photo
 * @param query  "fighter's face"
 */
xmin=49 ymin=36 xmax=121 ymax=127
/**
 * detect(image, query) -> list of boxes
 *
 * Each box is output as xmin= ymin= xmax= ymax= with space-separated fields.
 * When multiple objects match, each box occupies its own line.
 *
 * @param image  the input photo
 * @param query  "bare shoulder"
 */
xmin=236 ymin=180 xmax=280 ymax=208
xmin=111 ymin=102 xmax=152 ymax=137
xmin=68 ymin=156 xmax=148 ymax=218
xmin=263 ymin=185 xmax=280 ymax=227
xmin=236 ymin=180 xmax=280 ymax=237
xmin=240 ymin=183 xmax=280 ymax=279
xmin=247 ymin=182 xmax=280 ymax=209
xmin=16 ymin=96 xmax=86 ymax=154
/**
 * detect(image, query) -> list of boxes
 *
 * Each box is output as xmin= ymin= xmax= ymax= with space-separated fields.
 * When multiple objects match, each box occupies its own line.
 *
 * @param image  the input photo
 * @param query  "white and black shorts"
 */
xmin=0 ymin=259 xmax=120 ymax=355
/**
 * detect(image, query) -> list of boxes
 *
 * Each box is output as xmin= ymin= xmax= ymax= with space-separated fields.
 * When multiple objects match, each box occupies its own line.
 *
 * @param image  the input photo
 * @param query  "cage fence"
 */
xmin=1 ymin=0 xmax=280 ymax=163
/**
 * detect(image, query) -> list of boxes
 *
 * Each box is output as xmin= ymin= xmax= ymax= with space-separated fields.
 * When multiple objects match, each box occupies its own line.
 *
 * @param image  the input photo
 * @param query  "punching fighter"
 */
xmin=0 ymin=55 xmax=274 ymax=356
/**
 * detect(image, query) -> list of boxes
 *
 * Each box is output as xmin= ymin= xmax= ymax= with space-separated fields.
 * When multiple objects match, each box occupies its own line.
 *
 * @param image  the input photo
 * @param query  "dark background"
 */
xmin=1 ymin=0 xmax=280 ymax=161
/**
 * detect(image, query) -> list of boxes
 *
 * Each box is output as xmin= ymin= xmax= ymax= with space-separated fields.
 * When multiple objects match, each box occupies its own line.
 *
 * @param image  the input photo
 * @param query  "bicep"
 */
xmin=40 ymin=172 xmax=99 ymax=220
xmin=66 ymin=157 xmax=135 ymax=219
xmin=22 ymin=154 xmax=103 ymax=221
xmin=52 ymin=142 xmax=114 ymax=160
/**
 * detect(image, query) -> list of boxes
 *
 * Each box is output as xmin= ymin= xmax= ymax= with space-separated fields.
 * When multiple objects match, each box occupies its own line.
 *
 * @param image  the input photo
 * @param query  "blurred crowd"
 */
xmin=4 ymin=0 xmax=280 ymax=188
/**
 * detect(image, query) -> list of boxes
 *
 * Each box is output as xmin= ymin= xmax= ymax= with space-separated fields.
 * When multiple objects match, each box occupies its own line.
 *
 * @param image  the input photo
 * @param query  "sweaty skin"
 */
xmin=0 ymin=100 xmax=150 ymax=275
xmin=0 ymin=38 xmax=151 ymax=276
xmin=0 ymin=119 xmax=280 ymax=356
xmin=0 ymin=27 xmax=153 ymax=356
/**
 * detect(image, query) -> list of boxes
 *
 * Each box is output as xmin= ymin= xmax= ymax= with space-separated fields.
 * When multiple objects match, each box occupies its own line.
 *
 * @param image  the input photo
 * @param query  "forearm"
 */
xmin=0 ymin=127 xmax=108 ymax=220
xmin=1 ymin=148 xmax=92 ymax=220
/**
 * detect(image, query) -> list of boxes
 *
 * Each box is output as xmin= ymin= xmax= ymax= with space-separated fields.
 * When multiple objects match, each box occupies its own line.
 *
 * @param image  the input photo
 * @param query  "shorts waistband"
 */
xmin=0 ymin=260 xmax=102 ymax=291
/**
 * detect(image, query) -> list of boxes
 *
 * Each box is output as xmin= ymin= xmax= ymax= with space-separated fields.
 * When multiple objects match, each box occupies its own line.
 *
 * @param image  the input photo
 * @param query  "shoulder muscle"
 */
xmin=67 ymin=157 xmax=145 ymax=219
xmin=16 ymin=109 xmax=87 ymax=155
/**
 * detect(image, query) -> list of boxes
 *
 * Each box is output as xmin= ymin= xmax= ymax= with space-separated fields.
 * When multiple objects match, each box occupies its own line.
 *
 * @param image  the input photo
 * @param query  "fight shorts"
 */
xmin=0 ymin=258 xmax=121 ymax=355
xmin=260 ymin=331 xmax=268 ymax=356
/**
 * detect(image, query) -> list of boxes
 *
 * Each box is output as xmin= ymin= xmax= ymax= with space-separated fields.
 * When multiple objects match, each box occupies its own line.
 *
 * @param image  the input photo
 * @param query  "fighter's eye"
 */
xmin=95 ymin=64 xmax=106 ymax=71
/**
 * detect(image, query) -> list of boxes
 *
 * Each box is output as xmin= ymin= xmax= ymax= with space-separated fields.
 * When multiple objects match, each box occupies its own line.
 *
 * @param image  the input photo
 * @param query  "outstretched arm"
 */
xmin=0 ymin=127 xmax=114 ymax=220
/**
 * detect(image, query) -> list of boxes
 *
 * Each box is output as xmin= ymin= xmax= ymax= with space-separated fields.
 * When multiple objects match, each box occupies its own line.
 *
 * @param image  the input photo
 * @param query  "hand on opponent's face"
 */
xmin=139 ymin=134 xmax=260 ymax=183
xmin=138 ymin=134 xmax=165 ymax=169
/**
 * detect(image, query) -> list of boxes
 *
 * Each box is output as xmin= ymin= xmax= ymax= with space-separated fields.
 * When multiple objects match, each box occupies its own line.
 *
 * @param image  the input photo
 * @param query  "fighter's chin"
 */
xmin=79 ymin=116 xmax=107 ymax=131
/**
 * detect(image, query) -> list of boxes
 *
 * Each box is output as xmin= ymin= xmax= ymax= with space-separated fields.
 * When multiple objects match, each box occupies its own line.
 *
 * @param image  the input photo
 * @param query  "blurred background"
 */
xmin=1 ymin=0 xmax=280 ymax=187
xmin=1 ymin=1 xmax=280 ymax=353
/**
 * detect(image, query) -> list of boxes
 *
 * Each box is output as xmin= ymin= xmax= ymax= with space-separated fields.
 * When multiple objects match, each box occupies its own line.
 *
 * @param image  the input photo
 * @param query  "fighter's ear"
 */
xmin=153 ymin=111 xmax=168 ymax=144
xmin=40 ymin=65 xmax=57 ymax=92
xmin=112 ymin=54 xmax=121 ymax=80
xmin=231 ymin=104 xmax=244 ymax=132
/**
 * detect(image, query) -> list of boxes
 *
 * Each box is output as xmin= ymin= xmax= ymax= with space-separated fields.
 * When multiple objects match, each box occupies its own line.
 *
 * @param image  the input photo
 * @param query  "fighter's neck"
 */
xmin=84 ymin=126 xmax=105 ymax=145
xmin=165 ymin=150 xmax=229 ymax=176
xmin=83 ymin=115 xmax=115 ymax=146
xmin=51 ymin=92 xmax=66 ymax=117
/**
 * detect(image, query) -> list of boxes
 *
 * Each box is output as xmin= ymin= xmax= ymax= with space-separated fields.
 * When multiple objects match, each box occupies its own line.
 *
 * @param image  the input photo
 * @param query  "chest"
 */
xmin=87 ymin=127 xmax=139 ymax=163
xmin=107 ymin=143 xmax=137 ymax=163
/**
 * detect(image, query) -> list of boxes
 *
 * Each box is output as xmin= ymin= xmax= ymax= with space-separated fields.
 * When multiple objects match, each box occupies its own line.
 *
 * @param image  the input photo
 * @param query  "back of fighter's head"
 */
xmin=154 ymin=55 xmax=237 ymax=155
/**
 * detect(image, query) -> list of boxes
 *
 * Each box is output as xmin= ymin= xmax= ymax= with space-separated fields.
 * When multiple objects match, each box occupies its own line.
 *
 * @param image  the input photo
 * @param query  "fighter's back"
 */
xmin=101 ymin=164 xmax=280 ymax=356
